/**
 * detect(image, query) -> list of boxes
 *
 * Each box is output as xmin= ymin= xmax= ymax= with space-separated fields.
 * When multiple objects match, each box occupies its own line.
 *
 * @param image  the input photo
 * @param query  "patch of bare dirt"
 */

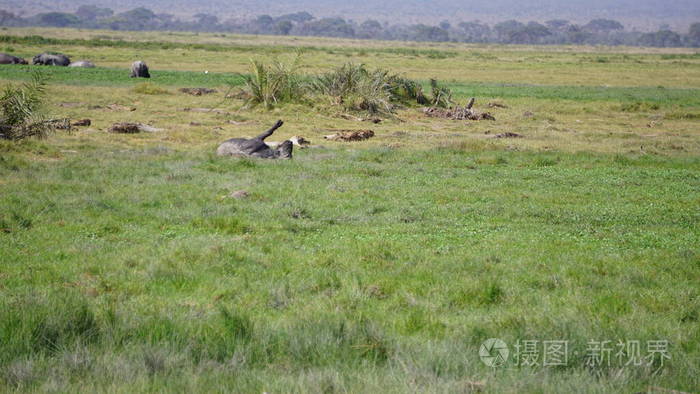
xmin=338 ymin=113 xmax=382 ymax=123
xmin=323 ymin=129 xmax=375 ymax=141
xmin=226 ymin=120 xmax=256 ymax=126
xmin=228 ymin=190 xmax=250 ymax=199
xmin=182 ymin=107 xmax=232 ymax=115
xmin=179 ymin=87 xmax=217 ymax=96
xmin=225 ymin=90 xmax=252 ymax=100
xmin=89 ymin=104 xmax=136 ymax=111
xmin=108 ymin=123 xmax=162 ymax=133
xmin=58 ymin=102 xmax=83 ymax=108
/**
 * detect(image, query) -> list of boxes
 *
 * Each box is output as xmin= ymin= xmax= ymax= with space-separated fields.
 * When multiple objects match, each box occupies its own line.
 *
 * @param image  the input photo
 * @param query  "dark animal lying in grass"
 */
xmin=130 ymin=61 xmax=150 ymax=78
xmin=216 ymin=120 xmax=293 ymax=159
xmin=0 ymin=53 xmax=28 ymax=64
xmin=69 ymin=60 xmax=96 ymax=68
xmin=33 ymin=52 xmax=71 ymax=66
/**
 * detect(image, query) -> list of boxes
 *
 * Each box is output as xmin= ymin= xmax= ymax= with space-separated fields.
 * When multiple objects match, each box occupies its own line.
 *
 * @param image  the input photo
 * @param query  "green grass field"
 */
xmin=1 ymin=28 xmax=699 ymax=393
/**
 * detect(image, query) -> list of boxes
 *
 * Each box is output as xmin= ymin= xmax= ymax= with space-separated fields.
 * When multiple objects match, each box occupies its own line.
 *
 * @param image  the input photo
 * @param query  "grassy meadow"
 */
xmin=1 ymin=27 xmax=699 ymax=392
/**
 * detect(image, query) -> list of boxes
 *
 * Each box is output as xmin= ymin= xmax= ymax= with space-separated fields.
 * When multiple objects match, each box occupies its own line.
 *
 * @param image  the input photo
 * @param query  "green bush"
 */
xmin=241 ymin=57 xmax=305 ymax=109
xmin=238 ymin=60 xmax=454 ymax=115
xmin=619 ymin=101 xmax=660 ymax=112
xmin=0 ymin=71 xmax=61 ymax=140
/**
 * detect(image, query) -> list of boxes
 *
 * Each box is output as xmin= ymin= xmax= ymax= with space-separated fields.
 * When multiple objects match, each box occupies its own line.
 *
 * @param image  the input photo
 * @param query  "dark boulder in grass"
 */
xmin=217 ymin=120 xmax=293 ymax=159
xmin=130 ymin=61 xmax=150 ymax=78
xmin=0 ymin=53 xmax=28 ymax=64
xmin=33 ymin=52 xmax=71 ymax=66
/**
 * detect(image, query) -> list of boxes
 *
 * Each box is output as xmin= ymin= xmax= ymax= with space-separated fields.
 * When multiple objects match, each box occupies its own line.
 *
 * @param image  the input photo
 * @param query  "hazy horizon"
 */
xmin=2 ymin=0 xmax=700 ymax=31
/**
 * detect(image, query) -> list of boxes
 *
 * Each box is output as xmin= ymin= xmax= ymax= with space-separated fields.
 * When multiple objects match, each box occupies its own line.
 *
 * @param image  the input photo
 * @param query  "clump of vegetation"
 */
xmin=0 ymin=71 xmax=65 ymax=140
xmin=241 ymin=57 xmax=305 ymax=109
xmin=619 ymin=101 xmax=660 ymax=112
xmin=308 ymin=63 xmax=453 ymax=114
xmin=238 ymin=60 xmax=453 ymax=115
xmin=310 ymin=63 xmax=394 ymax=114
xmin=428 ymin=78 xmax=453 ymax=107
xmin=133 ymin=82 xmax=169 ymax=95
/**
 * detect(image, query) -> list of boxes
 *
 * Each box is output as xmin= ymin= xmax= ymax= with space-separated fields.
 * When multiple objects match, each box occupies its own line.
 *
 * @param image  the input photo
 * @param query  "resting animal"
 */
xmin=216 ymin=120 xmax=293 ymax=159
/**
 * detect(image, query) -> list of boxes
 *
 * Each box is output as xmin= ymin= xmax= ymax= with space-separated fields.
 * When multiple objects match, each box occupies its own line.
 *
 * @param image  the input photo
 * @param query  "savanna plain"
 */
xmin=0 ymin=27 xmax=699 ymax=393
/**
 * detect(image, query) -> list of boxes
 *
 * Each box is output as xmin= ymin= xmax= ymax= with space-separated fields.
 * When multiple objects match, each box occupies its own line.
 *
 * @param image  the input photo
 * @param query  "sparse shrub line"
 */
xmin=239 ymin=60 xmax=454 ymax=115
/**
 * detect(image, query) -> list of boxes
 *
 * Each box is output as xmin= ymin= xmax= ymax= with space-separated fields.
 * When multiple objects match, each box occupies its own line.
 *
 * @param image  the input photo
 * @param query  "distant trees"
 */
xmin=298 ymin=18 xmax=355 ymax=38
xmin=274 ymin=20 xmax=293 ymax=35
xmin=492 ymin=20 xmax=552 ymax=44
xmin=639 ymin=30 xmax=683 ymax=47
xmin=194 ymin=14 xmax=218 ymax=27
xmin=410 ymin=25 xmax=449 ymax=42
xmin=494 ymin=20 xmax=524 ymax=42
xmin=545 ymin=19 xmax=570 ymax=32
xmin=110 ymin=7 xmax=158 ymax=30
xmin=75 ymin=5 xmax=113 ymax=21
xmin=36 ymin=12 xmax=80 ymax=27
xmin=1 ymin=7 xmax=698 ymax=48
xmin=0 ymin=10 xmax=25 ymax=26
xmin=583 ymin=19 xmax=624 ymax=33
xmin=688 ymin=23 xmax=700 ymax=46
xmin=357 ymin=20 xmax=383 ymax=39
xmin=458 ymin=21 xmax=491 ymax=42
xmin=513 ymin=22 xmax=552 ymax=44
xmin=277 ymin=12 xmax=314 ymax=24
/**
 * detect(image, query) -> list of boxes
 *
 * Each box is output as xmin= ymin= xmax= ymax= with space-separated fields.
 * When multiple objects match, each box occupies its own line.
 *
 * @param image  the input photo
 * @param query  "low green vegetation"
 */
xmin=1 ymin=27 xmax=699 ymax=393
xmin=240 ymin=61 xmax=454 ymax=114
xmin=1 ymin=65 xmax=698 ymax=108
xmin=0 ymin=34 xmax=460 ymax=59
xmin=0 ymin=65 xmax=240 ymax=88
xmin=1 ymin=145 xmax=698 ymax=392
xmin=133 ymin=81 xmax=170 ymax=95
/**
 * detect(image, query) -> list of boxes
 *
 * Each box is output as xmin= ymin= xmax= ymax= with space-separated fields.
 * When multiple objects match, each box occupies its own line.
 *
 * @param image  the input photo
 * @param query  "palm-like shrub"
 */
xmin=242 ymin=56 xmax=304 ymax=109
xmin=0 ymin=72 xmax=61 ymax=140
xmin=237 ymin=59 xmax=454 ymax=115
xmin=310 ymin=62 xmax=368 ymax=102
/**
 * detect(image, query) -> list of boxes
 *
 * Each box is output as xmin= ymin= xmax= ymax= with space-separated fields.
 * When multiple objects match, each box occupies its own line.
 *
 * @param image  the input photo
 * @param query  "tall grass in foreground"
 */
xmin=0 ymin=142 xmax=698 ymax=391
